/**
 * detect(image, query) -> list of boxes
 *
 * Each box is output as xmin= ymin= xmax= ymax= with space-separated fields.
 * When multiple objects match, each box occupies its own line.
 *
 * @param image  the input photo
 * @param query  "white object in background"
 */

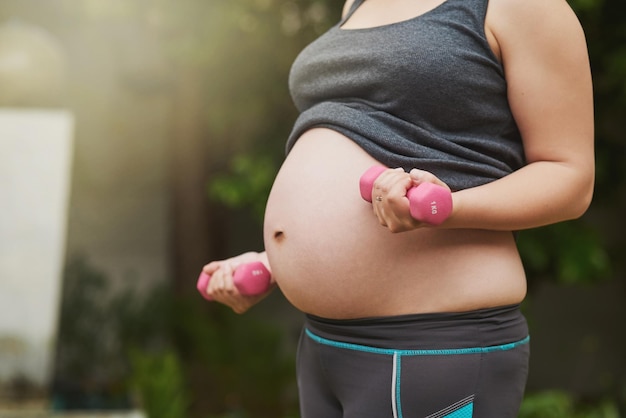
xmin=0 ymin=109 xmax=74 ymax=387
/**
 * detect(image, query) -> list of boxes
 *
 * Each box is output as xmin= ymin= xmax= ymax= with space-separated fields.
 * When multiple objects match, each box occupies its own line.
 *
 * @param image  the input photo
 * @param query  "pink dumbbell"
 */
xmin=197 ymin=261 xmax=271 ymax=301
xmin=359 ymin=165 xmax=453 ymax=225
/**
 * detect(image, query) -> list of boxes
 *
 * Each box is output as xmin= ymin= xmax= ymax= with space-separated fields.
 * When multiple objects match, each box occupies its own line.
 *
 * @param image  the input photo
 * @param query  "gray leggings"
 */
xmin=297 ymin=305 xmax=529 ymax=418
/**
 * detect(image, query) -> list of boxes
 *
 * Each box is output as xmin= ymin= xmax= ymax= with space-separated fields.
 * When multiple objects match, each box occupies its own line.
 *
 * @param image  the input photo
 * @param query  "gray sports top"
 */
xmin=286 ymin=0 xmax=525 ymax=191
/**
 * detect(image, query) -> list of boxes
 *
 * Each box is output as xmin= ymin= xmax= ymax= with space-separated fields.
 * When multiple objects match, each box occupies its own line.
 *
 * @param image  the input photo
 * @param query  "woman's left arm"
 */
xmin=444 ymin=0 xmax=595 ymax=231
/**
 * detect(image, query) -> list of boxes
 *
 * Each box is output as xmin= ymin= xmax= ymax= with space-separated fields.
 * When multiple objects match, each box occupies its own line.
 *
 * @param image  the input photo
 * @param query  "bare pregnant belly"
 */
xmin=263 ymin=128 xmax=527 ymax=319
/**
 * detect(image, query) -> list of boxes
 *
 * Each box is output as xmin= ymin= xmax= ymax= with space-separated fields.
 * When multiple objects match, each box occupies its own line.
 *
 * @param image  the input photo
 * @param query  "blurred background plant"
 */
xmin=53 ymin=256 xmax=298 ymax=417
xmin=519 ymin=391 xmax=621 ymax=418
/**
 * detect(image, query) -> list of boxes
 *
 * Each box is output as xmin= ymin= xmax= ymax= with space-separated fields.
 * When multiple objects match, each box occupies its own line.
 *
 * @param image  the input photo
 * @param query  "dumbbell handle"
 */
xmin=197 ymin=261 xmax=271 ymax=301
xmin=359 ymin=165 xmax=453 ymax=225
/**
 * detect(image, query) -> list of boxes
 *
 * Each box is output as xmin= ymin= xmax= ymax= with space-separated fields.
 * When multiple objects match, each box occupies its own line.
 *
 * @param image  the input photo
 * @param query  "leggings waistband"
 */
xmin=305 ymin=304 xmax=529 ymax=351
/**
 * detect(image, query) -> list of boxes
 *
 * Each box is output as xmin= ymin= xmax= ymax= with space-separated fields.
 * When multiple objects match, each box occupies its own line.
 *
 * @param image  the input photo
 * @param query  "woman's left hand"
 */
xmin=371 ymin=167 xmax=451 ymax=233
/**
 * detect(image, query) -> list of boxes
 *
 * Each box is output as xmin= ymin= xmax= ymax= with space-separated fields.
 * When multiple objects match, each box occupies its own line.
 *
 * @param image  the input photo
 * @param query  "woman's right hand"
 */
xmin=200 ymin=251 xmax=274 ymax=314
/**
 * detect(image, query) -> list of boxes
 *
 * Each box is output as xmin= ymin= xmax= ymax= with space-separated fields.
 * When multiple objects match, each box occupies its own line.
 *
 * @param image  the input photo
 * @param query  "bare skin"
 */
xmin=202 ymin=0 xmax=594 ymax=317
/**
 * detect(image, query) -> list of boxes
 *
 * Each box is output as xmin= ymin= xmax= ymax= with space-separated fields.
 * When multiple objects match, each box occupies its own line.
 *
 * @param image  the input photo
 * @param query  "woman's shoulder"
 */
xmin=486 ymin=0 xmax=585 ymax=38
xmin=486 ymin=0 xmax=588 ymax=64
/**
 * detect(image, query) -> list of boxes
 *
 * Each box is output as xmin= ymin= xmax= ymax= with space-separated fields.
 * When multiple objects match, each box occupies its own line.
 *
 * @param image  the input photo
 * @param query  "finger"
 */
xmin=206 ymin=267 xmax=224 ymax=294
xmin=202 ymin=260 xmax=222 ymax=275
xmin=373 ymin=172 xmax=412 ymax=215
xmin=372 ymin=167 xmax=405 ymax=193
xmin=409 ymin=168 xmax=450 ymax=190
xmin=374 ymin=172 xmax=413 ymax=212
xmin=373 ymin=200 xmax=388 ymax=227
xmin=376 ymin=170 xmax=413 ymax=199
xmin=221 ymin=263 xmax=237 ymax=294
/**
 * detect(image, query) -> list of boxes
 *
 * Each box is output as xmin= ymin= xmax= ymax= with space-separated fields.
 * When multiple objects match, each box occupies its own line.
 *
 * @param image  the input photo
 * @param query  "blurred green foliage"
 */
xmin=129 ymin=349 xmax=190 ymax=418
xmin=54 ymin=256 xmax=298 ymax=417
xmin=208 ymin=154 xmax=277 ymax=223
xmin=519 ymin=391 xmax=620 ymax=418
xmin=517 ymin=221 xmax=611 ymax=286
xmin=53 ymin=256 xmax=132 ymax=410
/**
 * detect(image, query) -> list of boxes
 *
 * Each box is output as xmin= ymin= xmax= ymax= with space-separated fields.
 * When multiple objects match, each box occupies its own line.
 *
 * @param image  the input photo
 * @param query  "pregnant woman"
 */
xmin=200 ymin=0 xmax=594 ymax=416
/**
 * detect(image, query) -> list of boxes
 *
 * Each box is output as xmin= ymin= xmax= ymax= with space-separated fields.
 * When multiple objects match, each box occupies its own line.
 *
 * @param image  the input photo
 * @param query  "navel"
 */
xmin=273 ymin=230 xmax=286 ymax=242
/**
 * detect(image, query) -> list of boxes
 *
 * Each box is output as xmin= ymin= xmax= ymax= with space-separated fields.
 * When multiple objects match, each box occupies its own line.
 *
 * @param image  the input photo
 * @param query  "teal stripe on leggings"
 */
xmin=304 ymin=328 xmax=530 ymax=356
